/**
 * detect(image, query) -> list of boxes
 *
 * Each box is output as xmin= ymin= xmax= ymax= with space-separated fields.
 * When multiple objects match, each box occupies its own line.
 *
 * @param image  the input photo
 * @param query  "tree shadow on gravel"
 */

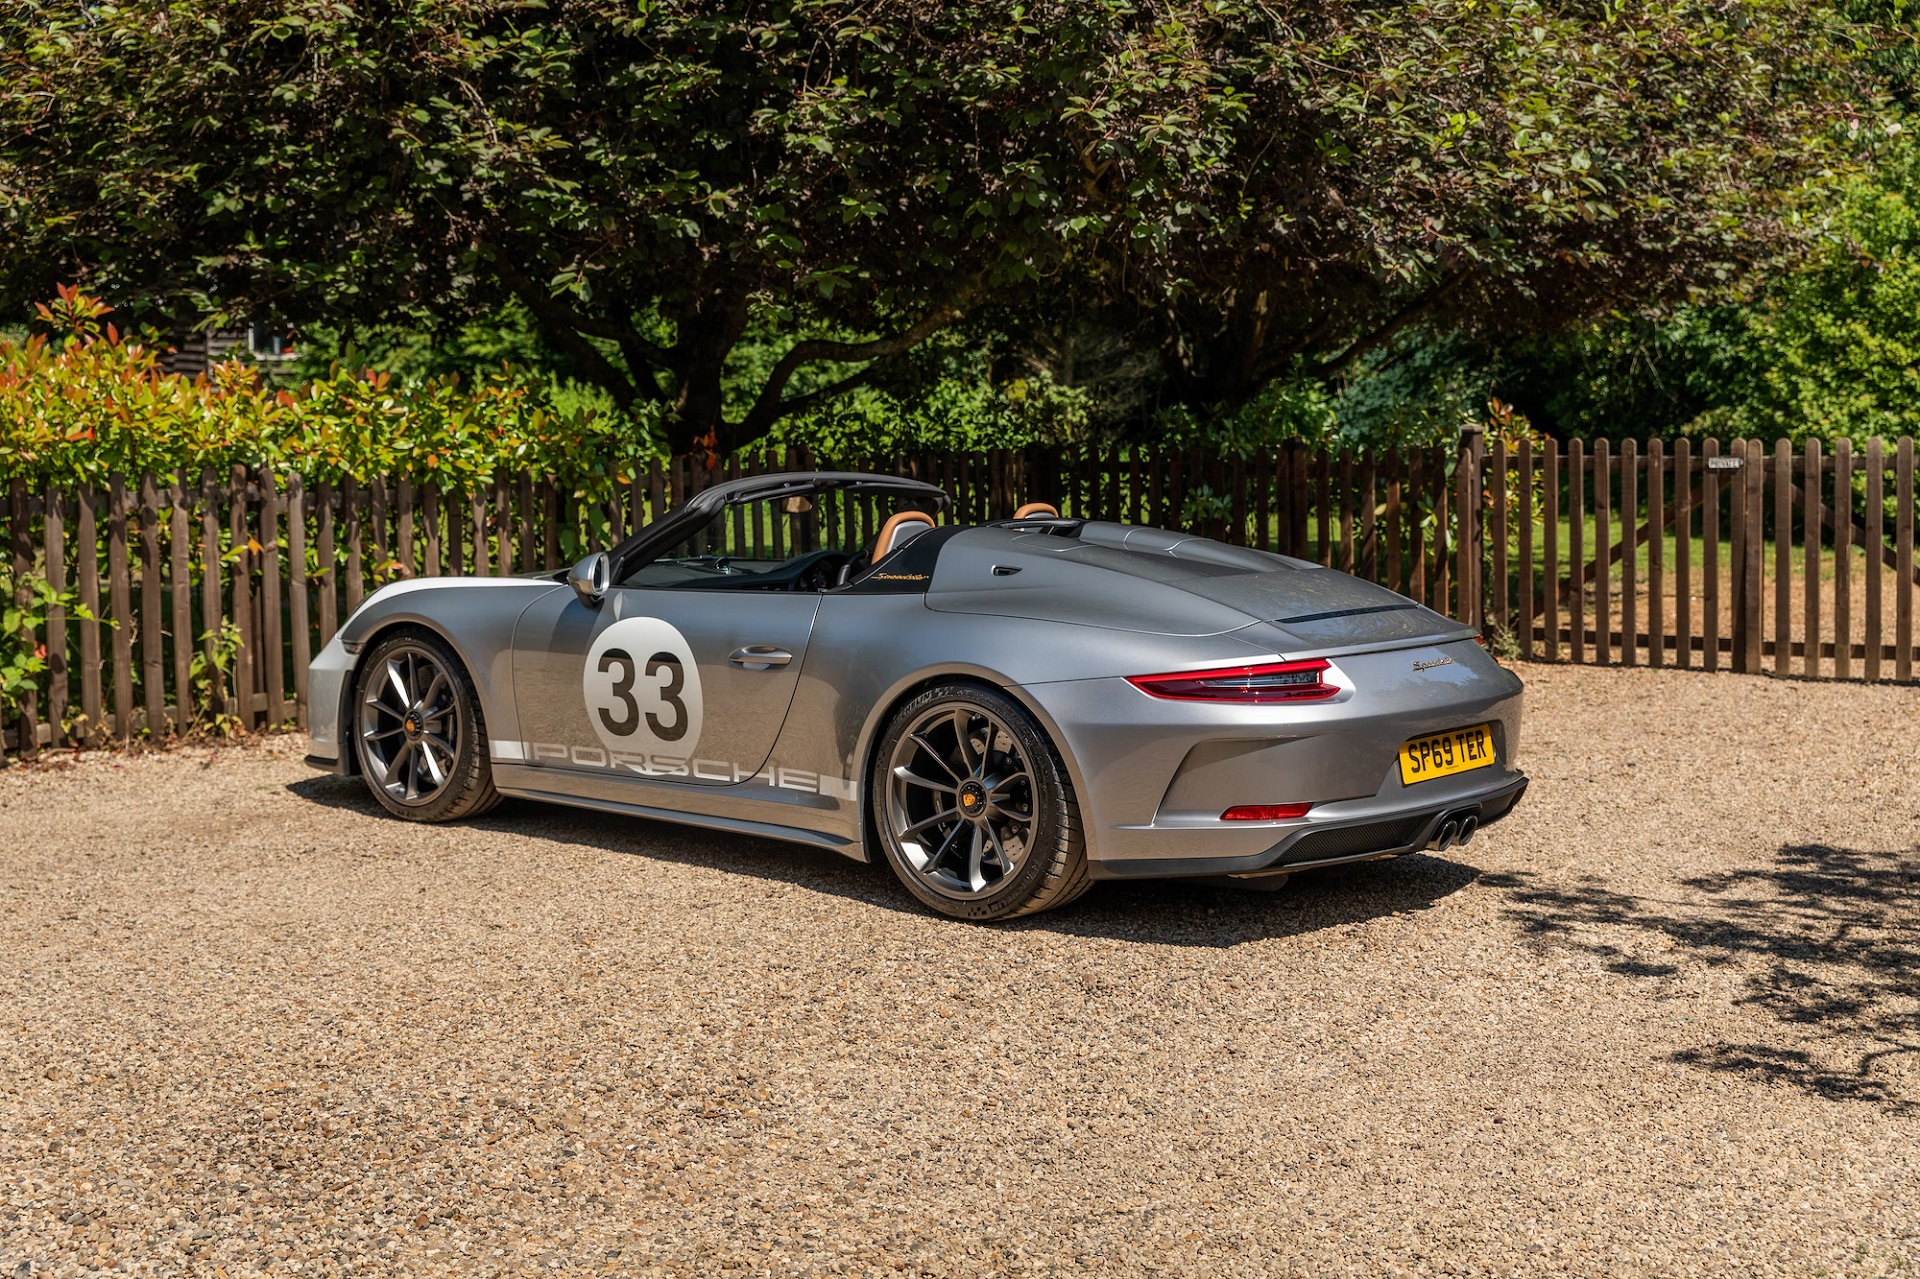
xmin=1485 ymin=842 xmax=1920 ymax=1112
xmin=289 ymin=775 xmax=1478 ymax=947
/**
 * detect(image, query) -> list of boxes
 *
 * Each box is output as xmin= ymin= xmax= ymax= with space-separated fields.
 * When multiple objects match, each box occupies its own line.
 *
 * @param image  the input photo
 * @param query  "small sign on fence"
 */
xmin=1706 ymin=456 xmax=1744 ymax=470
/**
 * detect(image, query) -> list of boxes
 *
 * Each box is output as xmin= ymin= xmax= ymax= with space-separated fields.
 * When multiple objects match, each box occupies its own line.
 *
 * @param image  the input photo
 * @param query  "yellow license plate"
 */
xmin=1399 ymin=723 xmax=1495 ymax=786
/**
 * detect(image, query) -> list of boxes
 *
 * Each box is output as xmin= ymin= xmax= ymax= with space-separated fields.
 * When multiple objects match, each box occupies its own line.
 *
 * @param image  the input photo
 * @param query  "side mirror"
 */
xmin=569 ymin=551 xmax=611 ymax=607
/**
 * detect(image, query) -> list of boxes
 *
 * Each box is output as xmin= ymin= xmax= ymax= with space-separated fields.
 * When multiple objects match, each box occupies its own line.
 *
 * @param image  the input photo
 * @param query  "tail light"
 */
xmin=1221 ymin=803 xmax=1312 ymax=821
xmin=1126 ymin=658 xmax=1337 ymax=703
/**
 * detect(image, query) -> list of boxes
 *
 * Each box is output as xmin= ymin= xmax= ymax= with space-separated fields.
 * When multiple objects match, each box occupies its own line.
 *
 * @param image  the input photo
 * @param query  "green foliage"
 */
xmin=1491 ymin=132 xmax=1920 ymax=445
xmin=766 ymin=338 xmax=1096 ymax=455
xmin=1 ymin=0 xmax=1870 ymax=453
xmin=1 ymin=0 xmax=1266 ymax=451
xmin=1701 ymin=134 xmax=1920 ymax=443
xmin=0 ymin=290 xmax=664 ymax=502
xmin=1 ymin=571 xmax=93 ymax=720
xmin=1489 ymin=311 xmax=1747 ymax=441
xmin=188 ymin=620 xmax=246 ymax=739
xmin=1092 ymin=0 xmax=1868 ymax=410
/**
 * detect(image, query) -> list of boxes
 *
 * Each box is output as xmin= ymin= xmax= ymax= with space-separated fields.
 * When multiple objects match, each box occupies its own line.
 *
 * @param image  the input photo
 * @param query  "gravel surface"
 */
xmin=2 ymin=661 xmax=1917 ymax=1277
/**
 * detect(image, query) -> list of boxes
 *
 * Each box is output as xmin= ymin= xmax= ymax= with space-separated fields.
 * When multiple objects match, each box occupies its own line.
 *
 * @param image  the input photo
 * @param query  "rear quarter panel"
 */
xmin=767 ymin=595 xmax=1282 ymax=854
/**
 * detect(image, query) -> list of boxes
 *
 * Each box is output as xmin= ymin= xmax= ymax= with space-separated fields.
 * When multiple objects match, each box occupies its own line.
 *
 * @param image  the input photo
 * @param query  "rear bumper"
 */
xmin=1090 ymin=774 xmax=1528 ymax=880
xmin=1023 ymin=636 xmax=1527 ymax=872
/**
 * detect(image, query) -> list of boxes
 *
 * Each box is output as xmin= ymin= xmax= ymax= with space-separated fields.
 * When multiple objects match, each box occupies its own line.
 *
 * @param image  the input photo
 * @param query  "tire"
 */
xmin=870 ymin=682 xmax=1091 ymax=921
xmin=352 ymin=629 xmax=501 ymax=823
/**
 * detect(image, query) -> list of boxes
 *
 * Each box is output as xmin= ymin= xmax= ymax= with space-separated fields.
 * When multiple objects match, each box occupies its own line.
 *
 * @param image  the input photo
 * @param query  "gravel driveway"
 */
xmin=2 ymin=662 xmax=1916 ymax=1277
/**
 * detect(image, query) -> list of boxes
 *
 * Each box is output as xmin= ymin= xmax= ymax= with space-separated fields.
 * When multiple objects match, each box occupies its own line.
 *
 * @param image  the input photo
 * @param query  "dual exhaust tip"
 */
xmin=1429 ymin=810 xmax=1480 ymax=852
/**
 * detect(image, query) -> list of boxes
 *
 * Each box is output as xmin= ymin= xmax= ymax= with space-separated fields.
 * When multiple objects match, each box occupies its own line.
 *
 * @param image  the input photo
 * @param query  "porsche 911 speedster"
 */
xmin=305 ymin=470 xmax=1526 ymax=919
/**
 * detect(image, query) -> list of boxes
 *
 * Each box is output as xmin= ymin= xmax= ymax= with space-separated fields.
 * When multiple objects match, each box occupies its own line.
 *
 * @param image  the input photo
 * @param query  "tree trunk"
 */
xmin=667 ymin=288 xmax=752 ymax=456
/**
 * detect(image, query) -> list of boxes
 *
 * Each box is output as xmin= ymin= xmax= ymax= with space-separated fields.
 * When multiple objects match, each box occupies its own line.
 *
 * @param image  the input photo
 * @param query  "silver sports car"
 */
xmin=306 ymin=470 xmax=1526 ymax=920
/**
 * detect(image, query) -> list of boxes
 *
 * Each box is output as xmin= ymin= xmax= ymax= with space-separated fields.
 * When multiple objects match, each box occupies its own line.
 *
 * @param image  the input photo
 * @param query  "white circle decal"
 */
xmin=583 ymin=617 xmax=704 ymax=757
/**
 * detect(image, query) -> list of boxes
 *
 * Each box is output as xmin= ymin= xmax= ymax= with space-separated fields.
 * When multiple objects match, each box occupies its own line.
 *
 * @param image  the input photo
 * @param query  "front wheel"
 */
xmin=352 ymin=630 xmax=501 ymax=822
xmin=871 ymin=683 xmax=1091 ymax=921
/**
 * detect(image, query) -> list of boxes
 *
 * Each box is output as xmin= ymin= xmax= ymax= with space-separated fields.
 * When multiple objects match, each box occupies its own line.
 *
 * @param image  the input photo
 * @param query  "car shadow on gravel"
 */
xmin=1486 ymin=842 xmax=1920 ymax=1112
xmin=289 ymin=775 xmax=1480 ymax=946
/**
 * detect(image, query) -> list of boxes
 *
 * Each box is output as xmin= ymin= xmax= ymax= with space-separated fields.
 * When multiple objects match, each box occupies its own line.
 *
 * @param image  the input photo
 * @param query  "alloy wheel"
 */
xmin=884 ymin=701 xmax=1038 ymax=900
xmin=358 ymin=642 xmax=461 ymax=807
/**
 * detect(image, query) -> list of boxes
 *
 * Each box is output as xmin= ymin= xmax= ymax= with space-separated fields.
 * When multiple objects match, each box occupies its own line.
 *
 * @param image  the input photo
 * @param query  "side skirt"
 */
xmin=495 ymin=784 xmax=864 ymax=857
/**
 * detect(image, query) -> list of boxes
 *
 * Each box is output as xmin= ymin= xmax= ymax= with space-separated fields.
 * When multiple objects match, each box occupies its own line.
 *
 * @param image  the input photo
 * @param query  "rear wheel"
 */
xmin=872 ymin=683 xmax=1090 ymax=920
xmin=353 ymin=631 xmax=500 ymax=822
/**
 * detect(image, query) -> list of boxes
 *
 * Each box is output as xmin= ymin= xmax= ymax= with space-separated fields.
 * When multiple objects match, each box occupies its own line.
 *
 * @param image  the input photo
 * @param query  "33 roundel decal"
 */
xmin=583 ymin=617 xmax=704 ymax=756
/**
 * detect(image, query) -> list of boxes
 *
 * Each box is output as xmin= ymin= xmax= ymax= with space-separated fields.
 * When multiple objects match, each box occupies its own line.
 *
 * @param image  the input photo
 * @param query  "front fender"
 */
xmin=306 ymin=577 xmax=562 ymax=774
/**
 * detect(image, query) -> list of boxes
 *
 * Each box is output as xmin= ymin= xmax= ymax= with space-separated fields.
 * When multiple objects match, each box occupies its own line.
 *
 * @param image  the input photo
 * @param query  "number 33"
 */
xmin=595 ymin=648 xmax=689 ymax=741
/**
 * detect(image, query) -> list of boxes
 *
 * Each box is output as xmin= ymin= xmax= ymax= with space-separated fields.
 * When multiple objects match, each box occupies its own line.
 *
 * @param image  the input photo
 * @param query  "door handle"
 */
xmin=728 ymin=645 xmax=793 ymax=670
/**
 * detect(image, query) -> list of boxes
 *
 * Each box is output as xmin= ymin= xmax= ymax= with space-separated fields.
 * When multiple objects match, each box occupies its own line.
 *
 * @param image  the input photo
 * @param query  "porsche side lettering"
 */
xmin=491 ymin=739 xmax=856 ymax=798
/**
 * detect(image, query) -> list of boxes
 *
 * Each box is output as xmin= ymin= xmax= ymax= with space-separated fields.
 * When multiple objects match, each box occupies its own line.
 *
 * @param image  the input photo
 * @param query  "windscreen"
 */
xmin=621 ymin=488 xmax=942 ymax=589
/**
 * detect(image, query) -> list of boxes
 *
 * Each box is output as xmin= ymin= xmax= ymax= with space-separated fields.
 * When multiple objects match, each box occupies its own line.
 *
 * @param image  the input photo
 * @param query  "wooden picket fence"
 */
xmin=3 ymin=435 xmax=1916 ymax=758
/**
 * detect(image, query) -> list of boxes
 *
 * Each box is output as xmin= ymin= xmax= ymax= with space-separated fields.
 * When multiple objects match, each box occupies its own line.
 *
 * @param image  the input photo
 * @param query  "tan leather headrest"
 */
xmin=873 ymin=510 xmax=936 ymax=559
xmin=1013 ymin=501 xmax=1059 ymax=519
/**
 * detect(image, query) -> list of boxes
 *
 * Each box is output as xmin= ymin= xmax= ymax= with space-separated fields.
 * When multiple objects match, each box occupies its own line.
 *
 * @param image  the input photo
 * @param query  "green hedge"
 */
xmin=0 ymin=289 xmax=659 ymax=501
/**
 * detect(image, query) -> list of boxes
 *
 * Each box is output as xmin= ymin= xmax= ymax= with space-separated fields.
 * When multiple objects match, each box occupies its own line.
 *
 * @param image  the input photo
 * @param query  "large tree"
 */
xmin=1073 ymin=0 xmax=1872 ymax=412
xmin=1 ymin=0 xmax=1866 ymax=450
xmin=3 ymin=0 xmax=1253 ymax=451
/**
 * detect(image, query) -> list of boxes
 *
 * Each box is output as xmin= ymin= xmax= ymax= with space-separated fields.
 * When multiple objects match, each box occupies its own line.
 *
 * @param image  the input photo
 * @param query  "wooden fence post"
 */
xmin=316 ymin=483 xmax=339 ymax=652
xmin=169 ymin=474 xmax=192 ymax=731
xmin=467 ymin=482 xmax=489 ymax=579
xmin=1865 ymin=438 xmax=1884 ymax=682
xmin=1646 ymin=438 xmax=1665 ymax=669
xmin=1741 ymin=440 xmax=1765 ymax=674
xmin=1594 ymin=438 xmax=1611 ymax=665
xmin=1433 ymin=445 xmax=1450 ymax=619
xmin=1491 ymin=435 xmax=1509 ymax=641
xmin=44 ymin=482 xmax=68 ymax=746
xmin=1620 ymin=439 xmax=1638 ymax=668
xmin=1542 ymin=437 xmax=1558 ymax=662
xmin=345 ymin=477 xmax=366 ymax=615
xmin=370 ymin=476 xmax=390 ymax=586
xmin=79 ymin=484 xmax=103 ymax=741
xmin=1703 ymin=440 xmax=1722 ymax=673
xmin=1804 ymin=438 xmax=1822 ymax=678
xmin=1833 ymin=439 xmax=1852 ymax=681
xmin=1459 ymin=423 xmax=1483 ymax=628
xmin=288 ymin=473 xmax=311 ymax=727
xmin=260 ymin=471 xmax=286 ymax=726
xmin=139 ymin=474 xmax=165 ymax=738
xmin=1774 ymin=438 xmax=1792 ymax=676
xmin=1288 ymin=441 xmax=1310 ymax=554
xmin=397 ymin=478 xmax=416 ymax=579
xmin=227 ymin=466 xmax=253 ymax=731
xmin=423 ymin=485 xmax=441 ymax=579
xmin=1674 ymin=439 xmax=1691 ymax=670
xmin=108 ymin=473 xmax=135 ymax=742
xmin=1568 ymin=438 xmax=1585 ymax=664
xmin=1898 ymin=436 xmax=1914 ymax=682
xmin=198 ymin=471 xmax=221 ymax=722
xmin=1516 ymin=438 xmax=1533 ymax=659
xmin=7 ymin=478 xmax=37 ymax=758
xmin=1727 ymin=442 xmax=1746 ymax=672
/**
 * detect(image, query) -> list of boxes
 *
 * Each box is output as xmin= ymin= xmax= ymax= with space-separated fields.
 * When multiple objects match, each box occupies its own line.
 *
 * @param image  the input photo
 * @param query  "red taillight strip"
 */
xmin=1221 ymin=803 xmax=1312 ymax=821
xmin=1125 ymin=658 xmax=1338 ymax=703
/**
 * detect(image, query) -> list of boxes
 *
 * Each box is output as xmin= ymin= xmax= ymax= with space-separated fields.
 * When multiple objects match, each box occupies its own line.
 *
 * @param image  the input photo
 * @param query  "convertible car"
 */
xmin=305 ymin=470 xmax=1526 ymax=920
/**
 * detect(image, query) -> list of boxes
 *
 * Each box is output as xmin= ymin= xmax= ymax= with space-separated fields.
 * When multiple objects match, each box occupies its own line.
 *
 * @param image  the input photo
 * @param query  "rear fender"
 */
xmin=850 ymin=662 xmax=1103 ymax=866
